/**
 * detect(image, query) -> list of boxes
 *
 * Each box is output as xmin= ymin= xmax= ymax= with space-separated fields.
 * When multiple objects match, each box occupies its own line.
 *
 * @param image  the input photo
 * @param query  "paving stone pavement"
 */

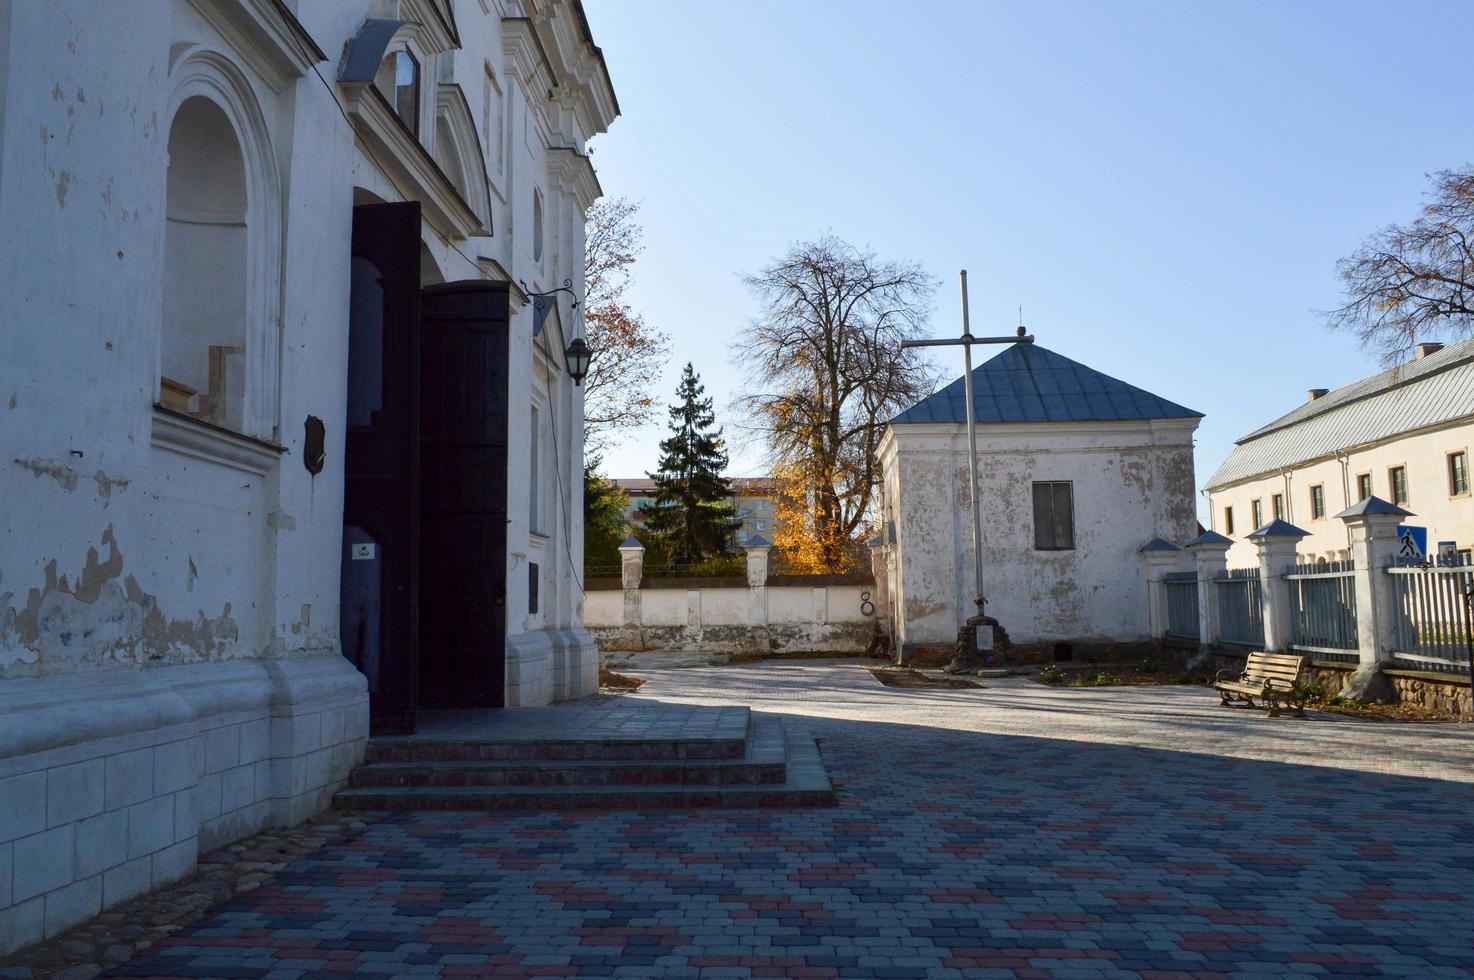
xmin=109 ymin=660 xmax=1474 ymax=979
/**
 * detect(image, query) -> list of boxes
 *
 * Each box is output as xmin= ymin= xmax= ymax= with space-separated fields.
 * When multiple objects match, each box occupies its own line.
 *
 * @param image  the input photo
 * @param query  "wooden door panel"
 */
xmin=418 ymin=282 xmax=510 ymax=709
xmin=342 ymin=202 xmax=421 ymax=735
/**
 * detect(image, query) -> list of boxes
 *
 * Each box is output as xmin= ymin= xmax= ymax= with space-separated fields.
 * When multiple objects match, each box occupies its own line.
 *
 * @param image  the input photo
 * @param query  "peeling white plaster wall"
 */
xmin=879 ymin=419 xmax=1200 ymax=654
xmin=0 ymin=0 xmax=613 ymax=948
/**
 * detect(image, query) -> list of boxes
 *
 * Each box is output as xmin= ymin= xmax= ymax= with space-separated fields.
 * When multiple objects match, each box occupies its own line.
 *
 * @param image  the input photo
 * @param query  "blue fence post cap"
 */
xmin=1187 ymin=530 xmax=1233 ymax=548
xmin=1139 ymin=538 xmax=1181 ymax=553
xmin=1247 ymin=518 xmax=1310 ymax=540
xmin=1333 ymin=496 xmax=1413 ymax=520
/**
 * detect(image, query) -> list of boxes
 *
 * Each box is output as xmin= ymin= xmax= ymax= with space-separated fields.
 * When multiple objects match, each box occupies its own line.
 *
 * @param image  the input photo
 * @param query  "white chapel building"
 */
xmin=0 ymin=0 xmax=615 ymax=950
xmin=878 ymin=342 xmax=1203 ymax=661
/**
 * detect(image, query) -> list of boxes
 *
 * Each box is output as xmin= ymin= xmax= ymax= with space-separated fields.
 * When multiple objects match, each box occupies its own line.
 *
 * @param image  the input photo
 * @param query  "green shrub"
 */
xmin=1295 ymin=681 xmax=1327 ymax=703
xmin=1038 ymin=665 xmax=1066 ymax=685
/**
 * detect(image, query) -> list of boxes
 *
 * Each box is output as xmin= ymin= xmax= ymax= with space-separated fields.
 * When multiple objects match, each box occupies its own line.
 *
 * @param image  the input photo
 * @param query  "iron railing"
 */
xmin=1163 ymin=571 xmax=1199 ymax=639
xmin=1387 ymin=561 xmax=1474 ymax=675
xmin=1215 ymin=567 xmax=1264 ymax=647
xmin=1286 ymin=560 xmax=1358 ymax=663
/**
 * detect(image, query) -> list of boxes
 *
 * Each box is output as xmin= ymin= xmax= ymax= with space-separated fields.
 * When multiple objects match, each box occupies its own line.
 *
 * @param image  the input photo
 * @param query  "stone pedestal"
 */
xmin=1188 ymin=530 xmax=1232 ymax=656
xmin=1249 ymin=519 xmax=1310 ymax=652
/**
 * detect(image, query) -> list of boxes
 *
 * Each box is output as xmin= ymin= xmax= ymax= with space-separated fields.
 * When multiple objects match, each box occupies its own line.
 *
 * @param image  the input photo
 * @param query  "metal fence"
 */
xmin=1215 ymin=567 xmax=1264 ymax=647
xmin=1163 ymin=571 xmax=1199 ymax=639
xmin=1387 ymin=562 xmax=1474 ymax=675
xmin=1286 ymin=560 xmax=1359 ymax=663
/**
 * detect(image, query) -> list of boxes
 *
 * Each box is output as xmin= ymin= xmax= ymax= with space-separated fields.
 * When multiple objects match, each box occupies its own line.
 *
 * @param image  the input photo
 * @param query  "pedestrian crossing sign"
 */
xmin=1396 ymin=525 xmax=1427 ymax=565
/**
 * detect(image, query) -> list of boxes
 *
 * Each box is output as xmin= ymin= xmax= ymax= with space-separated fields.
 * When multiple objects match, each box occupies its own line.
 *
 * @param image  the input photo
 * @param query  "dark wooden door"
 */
xmin=418 ymin=281 xmax=510 ymax=708
xmin=341 ymin=202 xmax=421 ymax=735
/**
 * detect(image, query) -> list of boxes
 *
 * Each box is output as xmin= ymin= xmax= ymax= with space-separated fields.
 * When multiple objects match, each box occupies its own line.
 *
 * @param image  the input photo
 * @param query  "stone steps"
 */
xmin=335 ymin=711 xmax=835 ymax=811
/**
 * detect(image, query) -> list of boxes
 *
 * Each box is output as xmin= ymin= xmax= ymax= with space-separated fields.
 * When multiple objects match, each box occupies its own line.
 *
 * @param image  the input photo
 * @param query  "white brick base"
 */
xmin=0 ymin=655 xmax=367 ymax=954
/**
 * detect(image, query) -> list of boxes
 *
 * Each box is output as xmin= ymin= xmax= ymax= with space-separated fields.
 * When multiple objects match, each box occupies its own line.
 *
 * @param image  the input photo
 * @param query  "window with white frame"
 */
xmin=532 ymin=188 xmax=544 ymax=262
xmin=374 ymin=49 xmax=421 ymax=137
xmin=529 ymin=404 xmax=543 ymax=534
xmin=483 ymin=64 xmax=503 ymax=178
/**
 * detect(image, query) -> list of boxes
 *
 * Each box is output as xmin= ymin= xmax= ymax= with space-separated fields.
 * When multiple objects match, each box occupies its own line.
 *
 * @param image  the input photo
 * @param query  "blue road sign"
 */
xmin=1396 ymin=525 xmax=1427 ymax=565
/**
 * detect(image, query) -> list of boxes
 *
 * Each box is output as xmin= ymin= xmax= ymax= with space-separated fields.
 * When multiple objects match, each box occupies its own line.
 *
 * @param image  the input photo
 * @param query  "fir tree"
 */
xmin=582 ymin=457 xmax=629 ymax=576
xmin=644 ymin=364 xmax=740 ymax=564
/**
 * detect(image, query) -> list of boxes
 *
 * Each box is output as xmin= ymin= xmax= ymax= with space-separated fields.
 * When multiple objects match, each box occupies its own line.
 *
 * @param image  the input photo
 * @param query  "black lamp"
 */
xmin=564 ymin=337 xmax=591 ymax=386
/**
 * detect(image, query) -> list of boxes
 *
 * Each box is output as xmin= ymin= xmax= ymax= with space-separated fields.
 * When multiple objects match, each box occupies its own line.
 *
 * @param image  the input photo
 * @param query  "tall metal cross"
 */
xmin=901 ymin=270 xmax=1033 ymax=618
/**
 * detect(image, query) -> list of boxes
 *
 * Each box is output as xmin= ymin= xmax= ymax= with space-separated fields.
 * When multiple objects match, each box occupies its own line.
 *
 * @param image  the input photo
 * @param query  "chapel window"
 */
xmin=1356 ymin=473 xmax=1372 ymax=502
xmin=1032 ymin=481 xmax=1074 ymax=551
xmin=1310 ymin=485 xmax=1325 ymax=519
xmin=1271 ymin=493 xmax=1283 ymax=521
xmin=160 ymin=96 xmax=248 ymax=432
xmin=1224 ymin=506 xmax=1234 ymax=535
xmin=375 ymin=49 xmax=420 ymax=137
xmin=1250 ymin=499 xmax=1263 ymax=529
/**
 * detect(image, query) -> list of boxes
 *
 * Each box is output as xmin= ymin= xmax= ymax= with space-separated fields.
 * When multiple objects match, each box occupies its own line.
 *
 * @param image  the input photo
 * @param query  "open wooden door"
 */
xmin=341 ymin=202 xmax=421 ymax=736
xmin=418 ymin=281 xmax=510 ymax=708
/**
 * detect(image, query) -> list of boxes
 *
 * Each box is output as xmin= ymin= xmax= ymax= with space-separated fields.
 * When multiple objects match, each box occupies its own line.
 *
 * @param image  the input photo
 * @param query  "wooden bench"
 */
xmin=1214 ymin=652 xmax=1308 ymax=718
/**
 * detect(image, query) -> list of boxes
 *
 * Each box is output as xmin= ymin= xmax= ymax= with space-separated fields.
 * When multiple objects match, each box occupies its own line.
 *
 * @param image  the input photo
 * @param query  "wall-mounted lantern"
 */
xmin=564 ymin=337 xmax=591 ymax=386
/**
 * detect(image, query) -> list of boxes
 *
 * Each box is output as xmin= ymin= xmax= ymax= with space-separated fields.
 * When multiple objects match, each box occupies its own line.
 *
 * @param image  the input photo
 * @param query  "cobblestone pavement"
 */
xmin=109 ymin=661 xmax=1474 ymax=978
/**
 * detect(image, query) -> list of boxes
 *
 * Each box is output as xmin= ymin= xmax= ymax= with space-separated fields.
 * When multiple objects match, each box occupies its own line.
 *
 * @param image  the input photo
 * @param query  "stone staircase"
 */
xmin=333 ymin=706 xmax=835 ymax=811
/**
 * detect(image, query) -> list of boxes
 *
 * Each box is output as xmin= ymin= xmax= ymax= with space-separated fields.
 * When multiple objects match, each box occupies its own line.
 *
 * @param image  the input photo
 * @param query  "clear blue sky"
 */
xmin=581 ymin=1 xmax=1474 ymax=518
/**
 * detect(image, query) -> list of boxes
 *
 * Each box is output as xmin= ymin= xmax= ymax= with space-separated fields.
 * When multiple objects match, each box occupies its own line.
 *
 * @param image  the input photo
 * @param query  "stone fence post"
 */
xmin=1139 ymin=538 xmax=1182 ymax=642
xmin=1249 ymin=519 xmax=1309 ymax=652
xmin=1188 ymin=531 xmax=1232 ymax=655
xmin=618 ymin=536 xmax=644 ymax=649
xmin=1337 ymin=497 xmax=1411 ymax=666
xmin=745 ymin=535 xmax=771 ymax=629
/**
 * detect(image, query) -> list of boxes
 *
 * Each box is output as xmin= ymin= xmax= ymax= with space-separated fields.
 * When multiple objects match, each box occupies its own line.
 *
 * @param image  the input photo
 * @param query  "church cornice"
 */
xmin=183 ymin=0 xmax=326 ymax=92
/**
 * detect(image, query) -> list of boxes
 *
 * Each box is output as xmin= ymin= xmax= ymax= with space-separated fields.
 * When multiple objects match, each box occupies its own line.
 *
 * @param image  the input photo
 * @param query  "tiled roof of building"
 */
xmin=890 ymin=342 xmax=1201 ymax=426
xmin=1205 ymin=338 xmax=1474 ymax=490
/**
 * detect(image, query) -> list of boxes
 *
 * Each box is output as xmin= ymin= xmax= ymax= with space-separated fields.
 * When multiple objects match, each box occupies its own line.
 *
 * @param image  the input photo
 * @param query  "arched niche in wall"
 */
xmin=158 ymin=46 xmax=282 ymax=443
xmin=433 ymin=84 xmax=492 ymax=234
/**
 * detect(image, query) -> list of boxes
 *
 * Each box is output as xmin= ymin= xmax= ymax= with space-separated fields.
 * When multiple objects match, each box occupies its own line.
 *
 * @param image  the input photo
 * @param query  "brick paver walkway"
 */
xmin=114 ymin=661 xmax=1474 ymax=978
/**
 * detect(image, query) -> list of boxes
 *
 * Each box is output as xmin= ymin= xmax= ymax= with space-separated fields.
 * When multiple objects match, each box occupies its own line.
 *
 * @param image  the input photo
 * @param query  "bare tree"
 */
xmin=1324 ymin=167 xmax=1474 ymax=364
xmin=734 ymin=236 xmax=939 ymax=570
xmin=583 ymin=198 xmax=670 ymax=453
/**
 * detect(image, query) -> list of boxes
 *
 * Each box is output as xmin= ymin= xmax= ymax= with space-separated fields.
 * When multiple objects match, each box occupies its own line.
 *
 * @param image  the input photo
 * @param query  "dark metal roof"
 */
xmin=1247 ymin=518 xmax=1309 ymax=540
xmin=890 ymin=342 xmax=1202 ymax=426
xmin=1334 ymin=496 xmax=1413 ymax=520
xmin=1188 ymin=530 xmax=1233 ymax=548
xmin=1139 ymin=538 xmax=1181 ymax=553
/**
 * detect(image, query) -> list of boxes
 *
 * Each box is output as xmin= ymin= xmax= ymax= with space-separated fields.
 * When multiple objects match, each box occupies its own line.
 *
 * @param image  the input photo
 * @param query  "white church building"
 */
xmin=0 ymin=0 xmax=614 ymax=950
xmin=878 ymin=342 xmax=1202 ymax=661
